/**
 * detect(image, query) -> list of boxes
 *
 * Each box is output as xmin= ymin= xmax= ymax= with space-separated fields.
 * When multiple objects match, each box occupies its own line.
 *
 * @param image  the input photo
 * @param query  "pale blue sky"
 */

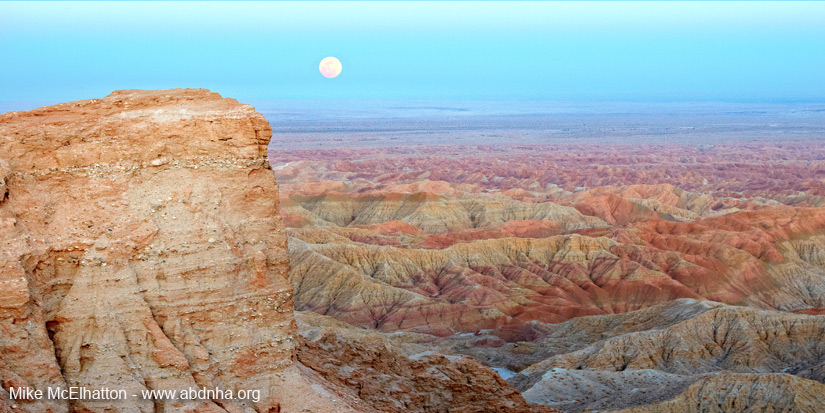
xmin=1 ymin=1 xmax=824 ymax=102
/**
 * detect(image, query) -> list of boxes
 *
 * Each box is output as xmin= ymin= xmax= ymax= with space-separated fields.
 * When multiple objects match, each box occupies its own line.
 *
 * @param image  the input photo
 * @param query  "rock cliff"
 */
xmin=0 ymin=89 xmax=363 ymax=412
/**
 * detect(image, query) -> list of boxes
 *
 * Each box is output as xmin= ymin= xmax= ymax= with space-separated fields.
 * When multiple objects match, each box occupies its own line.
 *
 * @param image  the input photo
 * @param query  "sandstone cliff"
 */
xmin=0 ymin=90 xmax=365 ymax=412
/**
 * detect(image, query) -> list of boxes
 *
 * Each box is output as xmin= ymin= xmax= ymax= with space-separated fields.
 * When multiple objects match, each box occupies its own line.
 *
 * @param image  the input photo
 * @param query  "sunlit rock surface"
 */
xmin=0 ymin=89 xmax=362 ymax=412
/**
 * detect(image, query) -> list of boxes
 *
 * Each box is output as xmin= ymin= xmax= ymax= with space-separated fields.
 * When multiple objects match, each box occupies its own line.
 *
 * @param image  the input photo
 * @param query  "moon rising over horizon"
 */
xmin=319 ymin=56 xmax=342 ymax=78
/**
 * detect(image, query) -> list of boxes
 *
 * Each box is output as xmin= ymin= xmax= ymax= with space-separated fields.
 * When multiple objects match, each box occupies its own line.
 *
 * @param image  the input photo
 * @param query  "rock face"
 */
xmin=0 ymin=90 xmax=361 ymax=412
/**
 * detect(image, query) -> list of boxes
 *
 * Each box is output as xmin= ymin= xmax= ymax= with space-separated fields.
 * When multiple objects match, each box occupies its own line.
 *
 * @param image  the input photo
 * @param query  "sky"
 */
xmin=1 ymin=1 xmax=825 ymax=102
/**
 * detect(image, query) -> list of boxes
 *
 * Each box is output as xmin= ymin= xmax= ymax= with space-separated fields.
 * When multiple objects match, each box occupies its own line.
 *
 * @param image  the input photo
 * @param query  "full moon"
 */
xmin=319 ymin=56 xmax=342 ymax=78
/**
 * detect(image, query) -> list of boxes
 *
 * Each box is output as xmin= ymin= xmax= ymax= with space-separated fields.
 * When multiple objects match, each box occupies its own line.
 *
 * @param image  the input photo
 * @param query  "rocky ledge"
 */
xmin=0 ymin=89 xmax=355 ymax=412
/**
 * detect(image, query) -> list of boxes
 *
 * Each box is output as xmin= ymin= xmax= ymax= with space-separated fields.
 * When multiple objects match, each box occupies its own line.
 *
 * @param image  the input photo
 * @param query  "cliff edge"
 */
xmin=0 ymin=89 xmax=364 ymax=412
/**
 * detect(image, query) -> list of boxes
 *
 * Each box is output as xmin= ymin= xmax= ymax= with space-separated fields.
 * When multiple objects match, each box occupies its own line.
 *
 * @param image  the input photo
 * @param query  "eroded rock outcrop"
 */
xmin=621 ymin=373 xmax=825 ymax=413
xmin=505 ymin=300 xmax=825 ymax=411
xmin=295 ymin=311 xmax=556 ymax=413
xmin=0 ymin=89 xmax=362 ymax=412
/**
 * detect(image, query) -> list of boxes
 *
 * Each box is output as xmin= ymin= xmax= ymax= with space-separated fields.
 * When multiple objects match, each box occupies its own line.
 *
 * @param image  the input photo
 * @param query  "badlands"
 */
xmin=270 ymin=103 xmax=825 ymax=411
xmin=1 ymin=90 xmax=824 ymax=412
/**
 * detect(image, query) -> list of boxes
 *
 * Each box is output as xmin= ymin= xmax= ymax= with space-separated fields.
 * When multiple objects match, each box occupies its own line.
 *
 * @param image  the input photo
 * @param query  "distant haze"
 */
xmin=1 ymin=2 xmax=824 ymax=102
xmin=253 ymin=100 xmax=825 ymax=149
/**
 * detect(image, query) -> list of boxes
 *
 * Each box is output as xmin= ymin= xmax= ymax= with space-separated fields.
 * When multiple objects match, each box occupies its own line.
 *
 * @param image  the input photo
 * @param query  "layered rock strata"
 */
xmin=0 ymin=89 xmax=360 ymax=412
